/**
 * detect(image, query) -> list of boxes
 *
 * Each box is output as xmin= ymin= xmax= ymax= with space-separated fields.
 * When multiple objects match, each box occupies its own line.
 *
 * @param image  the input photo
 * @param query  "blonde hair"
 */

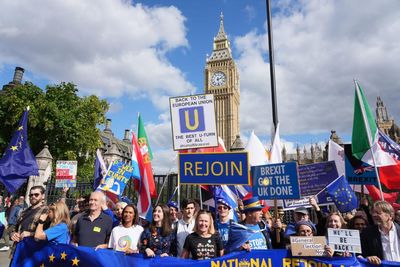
xmin=326 ymin=212 xmax=347 ymax=229
xmin=49 ymin=201 xmax=70 ymax=227
xmin=194 ymin=210 xmax=215 ymax=235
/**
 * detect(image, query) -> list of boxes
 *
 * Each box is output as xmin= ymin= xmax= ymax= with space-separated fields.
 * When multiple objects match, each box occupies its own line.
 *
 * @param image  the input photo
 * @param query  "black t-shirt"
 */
xmin=19 ymin=206 xmax=42 ymax=232
xmin=183 ymin=232 xmax=223 ymax=260
xmin=74 ymin=212 xmax=113 ymax=247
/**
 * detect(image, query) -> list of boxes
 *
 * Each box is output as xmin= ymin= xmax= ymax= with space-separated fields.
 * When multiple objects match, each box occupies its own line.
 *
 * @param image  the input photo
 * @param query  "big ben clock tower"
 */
xmin=204 ymin=13 xmax=240 ymax=151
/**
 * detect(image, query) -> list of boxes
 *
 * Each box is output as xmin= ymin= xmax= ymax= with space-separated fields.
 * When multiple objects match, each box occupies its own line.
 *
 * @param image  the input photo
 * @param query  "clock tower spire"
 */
xmin=204 ymin=13 xmax=240 ymax=151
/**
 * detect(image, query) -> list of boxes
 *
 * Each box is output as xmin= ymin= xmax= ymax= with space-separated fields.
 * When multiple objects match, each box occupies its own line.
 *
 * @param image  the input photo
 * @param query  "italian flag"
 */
xmin=351 ymin=81 xmax=396 ymax=167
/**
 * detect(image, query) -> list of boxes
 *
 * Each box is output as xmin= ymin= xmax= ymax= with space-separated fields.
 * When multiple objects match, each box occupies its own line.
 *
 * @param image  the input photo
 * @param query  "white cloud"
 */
xmin=108 ymin=101 xmax=123 ymax=114
xmin=235 ymin=0 xmax=400 ymax=138
xmin=0 ymin=0 xmax=194 ymax=102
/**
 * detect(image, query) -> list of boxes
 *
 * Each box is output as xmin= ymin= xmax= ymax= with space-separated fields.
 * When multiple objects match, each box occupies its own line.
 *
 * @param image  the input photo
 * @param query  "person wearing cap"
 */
xmin=239 ymin=197 xmax=272 ymax=250
xmin=284 ymin=206 xmax=311 ymax=240
xmin=215 ymin=198 xmax=232 ymax=247
xmin=167 ymin=201 xmax=179 ymax=229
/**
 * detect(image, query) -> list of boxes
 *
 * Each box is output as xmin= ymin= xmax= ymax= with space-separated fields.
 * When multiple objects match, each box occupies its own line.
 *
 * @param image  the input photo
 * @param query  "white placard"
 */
xmin=55 ymin=160 xmax=78 ymax=188
xmin=169 ymin=94 xmax=218 ymax=150
xmin=327 ymin=228 xmax=361 ymax=253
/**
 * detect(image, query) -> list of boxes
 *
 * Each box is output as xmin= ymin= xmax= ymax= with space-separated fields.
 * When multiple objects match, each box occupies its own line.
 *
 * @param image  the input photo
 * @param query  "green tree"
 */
xmin=0 ymin=82 xmax=109 ymax=181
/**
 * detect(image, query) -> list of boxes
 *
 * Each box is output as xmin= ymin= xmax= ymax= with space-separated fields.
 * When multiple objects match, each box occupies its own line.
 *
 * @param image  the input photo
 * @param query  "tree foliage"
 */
xmin=0 ymin=82 xmax=109 ymax=181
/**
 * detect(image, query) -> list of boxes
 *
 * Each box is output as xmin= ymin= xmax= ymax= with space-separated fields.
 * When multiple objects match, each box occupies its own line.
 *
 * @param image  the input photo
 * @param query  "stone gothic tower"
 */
xmin=204 ymin=13 xmax=240 ymax=151
xmin=376 ymin=96 xmax=400 ymax=143
xmin=376 ymin=96 xmax=393 ymax=135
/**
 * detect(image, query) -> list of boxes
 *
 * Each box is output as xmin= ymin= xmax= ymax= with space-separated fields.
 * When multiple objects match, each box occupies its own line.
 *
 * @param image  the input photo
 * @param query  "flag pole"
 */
xmin=199 ymin=185 xmax=203 ymax=208
xmin=266 ymin=0 xmax=280 ymax=243
xmin=155 ymin=154 xmax=178 ymax=206
xmin=354 ymin=80 xmax=384 ymax=200
xmin=314 ymin=175 xmax=342 ymax=198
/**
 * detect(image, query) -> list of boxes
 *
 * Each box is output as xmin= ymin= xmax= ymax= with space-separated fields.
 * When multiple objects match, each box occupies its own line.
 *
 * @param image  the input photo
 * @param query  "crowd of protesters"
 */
xmin=1 ymin=185 xmax=400 ymax=265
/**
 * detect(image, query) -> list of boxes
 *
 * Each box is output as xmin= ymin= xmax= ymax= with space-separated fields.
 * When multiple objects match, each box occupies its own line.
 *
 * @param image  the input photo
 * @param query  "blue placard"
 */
xmin=283 ymin=161 xmax=338 ymax=209
xmin=344 ymin=144 xmax=378 ymax=185
xmin=252 ymin=162 xmax=300 ymax=199
xmin=98 ymin=160 xmax=133 ymax=196
xmin=179 ymin=152 xmax=249 ymax=185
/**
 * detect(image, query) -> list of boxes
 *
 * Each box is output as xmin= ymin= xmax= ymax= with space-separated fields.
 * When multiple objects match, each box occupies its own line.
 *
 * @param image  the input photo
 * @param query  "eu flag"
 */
xmin=0 ymin=108 xmax=38 ymax=193
xmin=319 ymin=175 xmax=358 ymax=213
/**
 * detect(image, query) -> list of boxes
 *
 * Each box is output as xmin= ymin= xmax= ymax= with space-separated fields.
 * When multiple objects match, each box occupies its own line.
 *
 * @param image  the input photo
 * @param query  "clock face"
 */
xmin=211 ymin=71 xmax=226 ymax=86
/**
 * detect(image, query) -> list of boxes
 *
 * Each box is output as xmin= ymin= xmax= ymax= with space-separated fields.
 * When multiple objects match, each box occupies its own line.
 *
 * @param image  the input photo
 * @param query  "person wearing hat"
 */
xmin=295 ymin=220 xmax=316 ymax=236
xmin=293 ymin=220 xmax=334 ymax=257
xmin=167 ymin=201 xmax=179 ymax=229
xmin=284 ymin=206 xmax=312 ymax=241
xmin=239 ymin=197 xmax=272 ymax=250
xmin=215 ymin=198 xmax=232 ymax=247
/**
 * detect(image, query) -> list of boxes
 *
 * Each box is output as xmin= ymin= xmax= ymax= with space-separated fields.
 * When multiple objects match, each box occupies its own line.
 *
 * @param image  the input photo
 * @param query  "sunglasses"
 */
xmin=217 ymin=206 xmax=228 ymax=210
xmin=29 ymin=193 xmax=41 ymax=198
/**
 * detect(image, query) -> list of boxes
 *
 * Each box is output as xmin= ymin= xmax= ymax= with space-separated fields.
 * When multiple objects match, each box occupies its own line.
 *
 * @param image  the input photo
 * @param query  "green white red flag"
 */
xmin=351 ymin=81 xmax=396 ymax=167
xmin=137 ymin=114 xmax=157 ymax=198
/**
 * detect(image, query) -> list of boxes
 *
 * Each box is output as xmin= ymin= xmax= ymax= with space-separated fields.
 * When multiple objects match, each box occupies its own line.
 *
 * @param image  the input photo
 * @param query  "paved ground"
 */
xmin=0 ymin=241 xmax=11 ymax=267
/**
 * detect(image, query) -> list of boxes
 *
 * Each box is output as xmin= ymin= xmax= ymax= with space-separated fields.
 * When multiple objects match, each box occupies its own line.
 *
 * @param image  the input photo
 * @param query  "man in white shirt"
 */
xmin=175 ymin=199 xmax=196 ymax=257
xmin=361 ymin=200 xmax=400 ymax=264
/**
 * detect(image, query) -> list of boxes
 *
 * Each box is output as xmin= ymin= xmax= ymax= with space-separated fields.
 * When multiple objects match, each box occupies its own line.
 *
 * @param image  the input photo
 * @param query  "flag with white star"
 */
xmin=0 ymin=108 xmax=38 ymax=193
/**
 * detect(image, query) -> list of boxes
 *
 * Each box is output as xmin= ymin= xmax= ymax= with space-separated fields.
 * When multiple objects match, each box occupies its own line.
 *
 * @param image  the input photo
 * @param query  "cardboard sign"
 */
xmin=283 ymin=161 xmax=338 ymax=209
xmin=170 ymin=94 xmax=218 ymax=150
xmin=290 ymin=236 xmax=327 ymax=256
xmin=179 ymin=152 xmax=249 ymax=185
xmin=252 ymin=162 xmax=300 ymax=200
xmin=344 ymin=144 xmax=378 ymax=185
xmin=327 ymin=228 xmax=361 ymax=253
xmin=55 ymin=161 xmax=77 ymax=188
xmin=98 ymin=160 xmax=133 ymax=196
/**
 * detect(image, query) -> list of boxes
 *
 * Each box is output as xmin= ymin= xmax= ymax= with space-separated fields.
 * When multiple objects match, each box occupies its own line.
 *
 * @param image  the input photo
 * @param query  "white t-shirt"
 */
xmin=108 ymin=224 xmax=144 ymax=252
xmin=176 ymin=218 xmax=195 ymax=257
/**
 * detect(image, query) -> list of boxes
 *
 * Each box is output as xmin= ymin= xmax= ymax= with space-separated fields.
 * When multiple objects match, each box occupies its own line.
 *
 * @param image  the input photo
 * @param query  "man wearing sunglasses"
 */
xmin=10 ymin=186 xmax=48 ymax=257
xmin=215 ymin=198 xmax=232 ymax=247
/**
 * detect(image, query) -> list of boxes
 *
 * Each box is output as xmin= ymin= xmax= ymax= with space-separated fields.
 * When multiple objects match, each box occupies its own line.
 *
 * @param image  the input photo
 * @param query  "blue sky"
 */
xmin=1 ymin=0 xmax=400 ymax=173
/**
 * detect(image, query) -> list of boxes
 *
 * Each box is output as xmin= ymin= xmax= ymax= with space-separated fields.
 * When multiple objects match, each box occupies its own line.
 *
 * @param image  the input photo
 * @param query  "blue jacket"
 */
xmin=8 ymin=205 xmax=23 ymax=225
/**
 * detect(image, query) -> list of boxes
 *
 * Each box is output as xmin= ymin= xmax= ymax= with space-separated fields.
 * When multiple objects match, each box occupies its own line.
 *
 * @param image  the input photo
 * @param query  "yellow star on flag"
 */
xmin=18 ymin=126 xmax=23 ymax=131
xmin=10 ymin=146 xmax=18 ymax=151
xmin=72 ymin=257 xmax=80 ymax=266
xmin=49 ymin=253 xmax=55 ymax=263
xmin=60 ymin=251 xmax=67 ymax=260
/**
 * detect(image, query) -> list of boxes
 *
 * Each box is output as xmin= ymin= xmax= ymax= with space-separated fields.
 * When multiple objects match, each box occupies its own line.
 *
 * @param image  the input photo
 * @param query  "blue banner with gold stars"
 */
xmin=11 ymin=237 xmax=400 ymax=267
xmin=0 ymin=108 xmax=38 ymax=193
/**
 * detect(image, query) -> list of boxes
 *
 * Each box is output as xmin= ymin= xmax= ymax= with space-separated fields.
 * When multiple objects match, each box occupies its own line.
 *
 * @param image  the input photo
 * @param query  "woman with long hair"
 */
xmin=325 ymin=212 xmax=351 ymax=257
xmin=140 ymin=204 xmax=176 ymax=257
xmin=107 ymin=204 xmax=143 ymax=253
xmin=181 ymin=210 xmax=223 ymax=260
xmin=34 ymin=201 xmax=70 ymax=244
xmin=326 ymin=212 xmax=347 ymax=229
